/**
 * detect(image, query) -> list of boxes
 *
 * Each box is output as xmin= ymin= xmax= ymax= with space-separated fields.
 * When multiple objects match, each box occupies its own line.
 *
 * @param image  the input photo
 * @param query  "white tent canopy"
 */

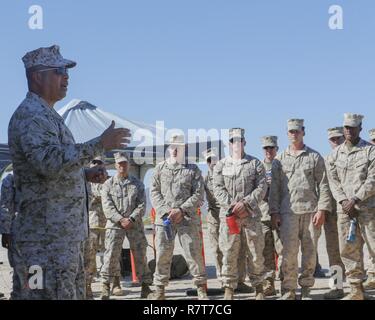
xmin=57 ymin=100 xmax=224 ymax=167
xmin=57 ymin=99 xmax=164 ymax=146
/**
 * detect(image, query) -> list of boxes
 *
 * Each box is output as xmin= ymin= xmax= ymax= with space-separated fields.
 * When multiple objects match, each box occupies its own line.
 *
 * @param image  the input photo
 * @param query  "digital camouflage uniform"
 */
xmin=101 ymin=174 xmax=152 ymax=285
xmin=0 ymin=173 xmax=21 ymax=299
xmin=150 ymin=159 xmax=207 ymax=287
xmin=84 ymin=182 xmax=106 ymax=287
xmin=8 ymin=87 xmax=103 ymax=300
xmin=213 ymin=153 xmax=267 ymax=289
xmin=204 ymin=169 xmax=248 ymax=282
xmin=260 ymin=160 xmax=283 ymax=281
xmin=269 ymin=145 xmax=331 ymax=291
xmin=327 ymin=138 xmax=375 ymax=285
xmin=324 ymin=160 xmax=345 ymax=273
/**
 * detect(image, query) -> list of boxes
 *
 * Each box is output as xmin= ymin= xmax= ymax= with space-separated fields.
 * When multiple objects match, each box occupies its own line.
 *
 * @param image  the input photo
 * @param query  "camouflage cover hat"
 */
xmin=287 ymin=119 xmax=304 ymax=131
xmin=261 ymin=136 xmax=278 ymax=148
xmin=114 ymin=152 xmax=129 ymax=164
xmin=327 ymin=127 xmax=344 ymax=139
xmin=343 ymin=113 xmax=364 ymax=127
xmin=22 ymin=45 xmax=76 ymax=70
xmin=90 ymin=156 xmax=106 ymax=167
xmin=202 ymin=147 xmax=218 ymax=161
xmin=168 ymin=134 xmax=185 ymax=146
xmin=229 ymin=128 xmax=245 ymax=140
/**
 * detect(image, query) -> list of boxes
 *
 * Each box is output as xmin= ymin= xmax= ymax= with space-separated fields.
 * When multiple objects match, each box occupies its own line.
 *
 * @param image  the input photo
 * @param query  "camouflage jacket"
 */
xmin=213 ymin=154 xmax=267 ymax=219
xmin=269 ymin=145 xmax=331 ymax=215
xmin=204 ymin=169 xmax=220 ymax=217
xmin=326 ymin=139 xmax=375 ymax=212
xmin=8 ymin=92 xmax=104 ymax=242
xmin=0 ymin=174 xmax=16 ymax=234
xmin=259 ymin=160 xmax=282 ymax=222
xmin=150 ymin=159 xmax=204 ymax=224
xmin=101 ymin=174 xmax=146 ymax=229
xmin=88 ymin=182 xmax=107 ymax=229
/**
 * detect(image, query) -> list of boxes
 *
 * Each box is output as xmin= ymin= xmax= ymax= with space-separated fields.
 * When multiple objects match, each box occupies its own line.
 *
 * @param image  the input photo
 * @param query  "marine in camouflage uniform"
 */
xmin=150 ymin=135 xmax=208 ymax=300
xmin=269 ymin=119 xmax=331 ymax=300
xmin=0 ymin=173 xmax=21 ymax=299
xmin=100 ymin=152 xmax=152 ymax=299
xmin=322 ymin=127 xmax=346 ymax=300
xmin=213 ymin=128 xmax=267 ymax=300
xmin=259 ymin=136 xmax=283 ymax=297
xmin=203 ymin=148 xmax=252 ymax=293
xmin=7 ymin=45 xmax=127 ymax=300
xmin=83 ymin=157 xmax=108 ymax=299
xmin=327 ymin=114 xmax=375 ymax=299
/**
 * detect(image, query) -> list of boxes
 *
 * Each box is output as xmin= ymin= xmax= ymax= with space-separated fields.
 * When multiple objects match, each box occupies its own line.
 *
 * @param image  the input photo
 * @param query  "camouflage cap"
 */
xmin=229 ymin=128 xmax=245 ymax=140
xmin=327 ymin=127 xmax=344 ymax=139
xmin=369 ymin=129 xmax=375 ymax=140
xmin=261 ymin=135 xmax=278 ymax=148
xmin=202 ymin=147 xmax=218 ymax=161
xmin=168 ymin=134 xmax=185 ymax=146
xmin=114 ymin=152 xmax=129 ymax=164
xmin=343 ymin=113 xmax=364 ymax=127
xmin=22 ymin=45 xmax=76 ymax=70
xmin=287 ymin=119 xmax=304 ymax=131
xmin=89 ymin=155 xmax=107 ymax=168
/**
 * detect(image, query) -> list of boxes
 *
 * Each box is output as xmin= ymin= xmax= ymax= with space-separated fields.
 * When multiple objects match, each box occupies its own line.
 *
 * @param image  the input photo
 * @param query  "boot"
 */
xmin=363 ymin=273 xmax=375 ymax=290
xmin=301 ymin=287 xmax=312 ymax=300
xmin=100 ymin=282 xmax=110 ymax=300
xmin=263 ymin=278 xmax=277 ymax=296
xmin=223 ymin=287 xmax=234 ymax=300
xmin=278 ymin=289 xmax=296 ymax=300
xmin=235 ymin=282 xmax=254 ymax=293
xmin=197 ymin=284 xmax=209 ymax=300
xmin=255 ymin=284 xmax=264 ymax=300
xmin=148 ymin=285 xmax=165 ymax=300
xmin=323 ymin=288 xmax=345 ymax=300
xmin=140 ymin=283 xmax=153 ymax=299
xmin=342 ymin=283 xmax=364 ymax=300
xmin=86 ymin=283 xmax=94 ymax=300
xmin=313 ymin=263 xmax=326 ymax=278
xmin=111 ymin=276 xmax=123 ymax=296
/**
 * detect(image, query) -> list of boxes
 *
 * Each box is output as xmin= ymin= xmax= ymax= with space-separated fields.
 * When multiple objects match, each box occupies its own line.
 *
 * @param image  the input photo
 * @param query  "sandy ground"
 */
xmin=0 ymin=225 xmax=373 ymax=300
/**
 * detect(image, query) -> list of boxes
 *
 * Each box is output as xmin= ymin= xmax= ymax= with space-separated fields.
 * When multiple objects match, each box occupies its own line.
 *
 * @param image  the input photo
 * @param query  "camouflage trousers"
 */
xmin=261 ymin=220 xmax=283 ymax=280
xmin=153 ymin=217 xmax=207 ymax=287
xmin=83 ymin=229 xmax=105 ymax=286
xmin=219 ymin=216 xmax=265 ymax=289
xmin=7 ymin=236 xmax=21 ymax=300
xmin=207 ymin=211 xmax=248 ymax=282
xmin=12 ymin=241 xmax=85 ymax=300
xmin=101 ymin=223 xmax=152 ymax=285
xmin=322 ymin=211 xmax=345 ymax=272
xmin=337 ymin=209 xmax=375 ymax=284
xmin=280 ymin=212 xmax=321 ymax=290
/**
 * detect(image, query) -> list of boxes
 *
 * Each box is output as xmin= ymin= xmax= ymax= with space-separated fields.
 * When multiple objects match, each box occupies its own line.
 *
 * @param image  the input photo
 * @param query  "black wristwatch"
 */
xmin=129 ymin=216 xmax=136 ymax=223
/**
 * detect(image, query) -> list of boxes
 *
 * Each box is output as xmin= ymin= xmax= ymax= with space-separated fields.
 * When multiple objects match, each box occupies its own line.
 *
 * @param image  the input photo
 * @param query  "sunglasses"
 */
xmin=37 ymin=67 xmax=69 ymax=76
xmin=263 ymin=146 xmax=275 ymax=150
xmin=229 ymin=138 xmax=244 ymax=143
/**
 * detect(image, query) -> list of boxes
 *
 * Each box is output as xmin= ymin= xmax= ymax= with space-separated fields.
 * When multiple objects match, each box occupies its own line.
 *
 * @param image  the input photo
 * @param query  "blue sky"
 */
xmin=1 ymin=0 xmax=375 ymax=160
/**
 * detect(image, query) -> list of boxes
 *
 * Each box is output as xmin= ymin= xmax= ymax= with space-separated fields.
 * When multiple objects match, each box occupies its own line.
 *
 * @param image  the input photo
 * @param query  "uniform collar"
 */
xmin=114 ymin=174 xmax=131 ymax=184
xmin=27 ymin=91 xmax=52 ymax=110
xmin=227 ymin=153 xmax=250 ymax=164
xmin=342 ymin=138 xmax=370 ymax=154
xmin=166 ymin=158 xmax=186 ymax=170
xmin=286 ymin=145 xmax=308 ymax=157
xmin=27 ymin=91 xmax=64 ymax=120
